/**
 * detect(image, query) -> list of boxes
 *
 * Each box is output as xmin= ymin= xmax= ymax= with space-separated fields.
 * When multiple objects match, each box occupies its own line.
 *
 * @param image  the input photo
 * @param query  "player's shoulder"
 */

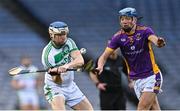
xmin=43 ymin=41 xmax=52 ymax=50
xmin=66 ymin=37 xmax=77 ymax=46
xmin=30 ymin=65 xmax=38 ymax=70
xmin=67 ymin=37 xmax=73 ymax=41
xmin=67 ymin=37 xmax=75 ymax=43
xmin=136 ymin=24 xmax=151 ymax=31
xmin=42 ymin=41 xmax=53 ymax=57
xmin=113 ymin=29 xmax=125 ymax=39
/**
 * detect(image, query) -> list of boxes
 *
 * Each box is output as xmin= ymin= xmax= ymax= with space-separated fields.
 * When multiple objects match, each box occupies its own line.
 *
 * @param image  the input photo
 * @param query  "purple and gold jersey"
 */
xmin=108 ymin=25 xmax=160 ymax=80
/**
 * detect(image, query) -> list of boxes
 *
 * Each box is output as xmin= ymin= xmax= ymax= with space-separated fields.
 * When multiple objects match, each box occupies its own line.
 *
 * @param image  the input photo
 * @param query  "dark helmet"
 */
xmin=49 ymin=21 xmax=69 ymax=37
xmin=119 ymin=7 xmax=137 ymax=17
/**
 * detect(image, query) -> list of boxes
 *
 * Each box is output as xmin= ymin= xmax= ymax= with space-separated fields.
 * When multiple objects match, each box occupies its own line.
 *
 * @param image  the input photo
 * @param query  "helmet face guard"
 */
xmin=49 ymin=21 xmax=69 ymax=38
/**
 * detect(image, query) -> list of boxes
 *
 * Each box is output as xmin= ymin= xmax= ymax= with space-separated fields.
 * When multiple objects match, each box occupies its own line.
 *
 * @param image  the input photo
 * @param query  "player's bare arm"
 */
xmin=65 ymin=50 xmax=84 ymax=68
xmin=97 ymin=47 xmax=114 ymax=74
xmin=90 ymin=72 xmax=107 ymax=91
xmin=48 ymin=50 xmax=84 ymax=74
xmin=148 ymin=35 xmax=166 ymax=48
xmin=57 ymin=50 xmax=84 ymax=74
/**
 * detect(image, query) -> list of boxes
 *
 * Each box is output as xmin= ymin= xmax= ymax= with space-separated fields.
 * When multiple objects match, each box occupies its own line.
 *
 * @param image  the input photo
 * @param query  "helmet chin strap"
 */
xmin=122 ymin=24 xmax=136 ymax=33
xmin=123 ymin=27 xmax=132 ymax=33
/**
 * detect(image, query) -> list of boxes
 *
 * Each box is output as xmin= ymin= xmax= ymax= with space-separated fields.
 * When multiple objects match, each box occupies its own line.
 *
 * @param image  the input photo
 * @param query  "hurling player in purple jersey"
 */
xmin=95 ymin=7 xmax=165 ymax=110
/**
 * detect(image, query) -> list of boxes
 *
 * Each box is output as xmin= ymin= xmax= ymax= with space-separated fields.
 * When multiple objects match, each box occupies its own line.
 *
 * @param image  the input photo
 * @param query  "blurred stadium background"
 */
xmin=0 ymin=0 xmax=180 ymax=110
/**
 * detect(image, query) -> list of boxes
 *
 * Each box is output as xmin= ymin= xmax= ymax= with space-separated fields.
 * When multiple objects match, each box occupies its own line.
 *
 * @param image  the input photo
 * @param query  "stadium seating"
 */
xmin=0 ymin=7 xmax=46 ymax=109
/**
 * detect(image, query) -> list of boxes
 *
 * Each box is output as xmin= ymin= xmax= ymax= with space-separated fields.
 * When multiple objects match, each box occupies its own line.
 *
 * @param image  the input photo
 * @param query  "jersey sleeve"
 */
xmin=41 ymin=43 xmax=54 ymax=69
xmin=41 ymin=47 xmax=49 ymax=69
xmin=108 ymin=36 xmax=119 ymax=50
xmin=144 ymin=27 xmax=155 ymax=40
xmin=68 ymin=38 xmax=79 ymax=52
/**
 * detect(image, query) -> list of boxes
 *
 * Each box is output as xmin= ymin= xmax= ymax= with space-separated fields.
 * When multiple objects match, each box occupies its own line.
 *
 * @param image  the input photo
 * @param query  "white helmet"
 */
xmin=49 ymin=21 xmax=69 ymax=38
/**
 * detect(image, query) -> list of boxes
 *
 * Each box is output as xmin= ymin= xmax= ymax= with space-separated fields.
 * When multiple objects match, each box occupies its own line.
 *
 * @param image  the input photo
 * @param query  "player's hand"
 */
xmin=96 ymin=83 xmax=107 ymax=91
xmin=157 ymin=37 xmax=166 ymax=48
xmin=57 ymin=66 xmax=67 ymax=74
xmin=48 ymin=67 xmax=59 ymax=75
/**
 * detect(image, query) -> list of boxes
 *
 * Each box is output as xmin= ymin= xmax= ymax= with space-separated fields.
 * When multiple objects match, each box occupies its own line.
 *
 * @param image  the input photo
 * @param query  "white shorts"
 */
xmin=44 ymin=81 xmax=85 ymax=107
xmin=134 ymin=72 xmax=163 ymax=99
xmin=18 ymin=91 xmax=39 ymax=106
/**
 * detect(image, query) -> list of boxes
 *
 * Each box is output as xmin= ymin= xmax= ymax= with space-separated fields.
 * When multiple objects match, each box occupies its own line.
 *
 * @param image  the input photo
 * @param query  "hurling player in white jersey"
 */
xmin=41 ymin=21 xmax=93 ymax=110
xmin=11 ymin=56 xmax=40 ymax=110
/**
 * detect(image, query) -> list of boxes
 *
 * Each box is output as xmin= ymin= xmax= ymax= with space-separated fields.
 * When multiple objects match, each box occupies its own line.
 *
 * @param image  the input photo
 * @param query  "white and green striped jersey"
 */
xmin=41 ymin=38 xmax=79 ymax=86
